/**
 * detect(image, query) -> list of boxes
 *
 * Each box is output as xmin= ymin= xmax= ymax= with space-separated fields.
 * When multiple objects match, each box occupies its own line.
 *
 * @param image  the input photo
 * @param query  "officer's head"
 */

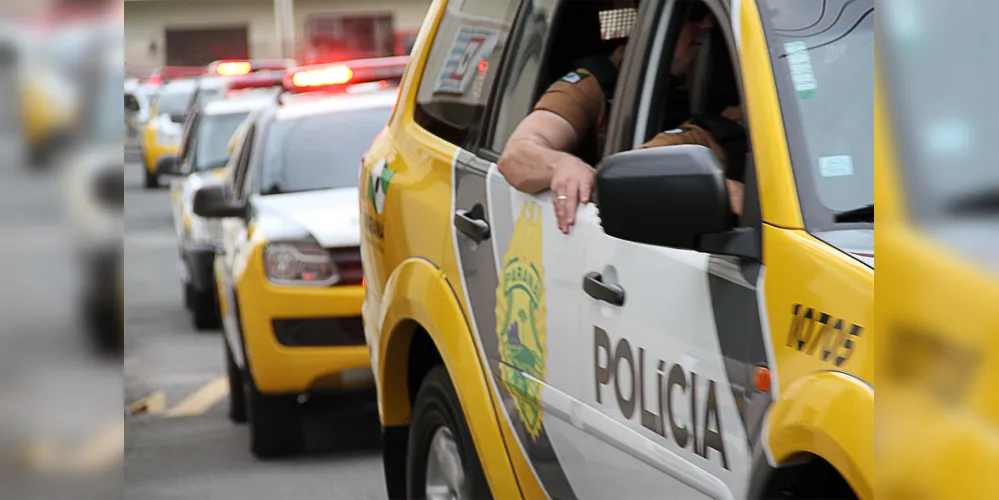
xmin=671 ymin=2 xmax=715 ymax=77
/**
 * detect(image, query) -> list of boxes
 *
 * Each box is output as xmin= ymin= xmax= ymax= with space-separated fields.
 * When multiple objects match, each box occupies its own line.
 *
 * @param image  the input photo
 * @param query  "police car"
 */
xmin=877 ymin=2 xmax=999 ymax=496
xmin=360 ymin=0 xmax=872 ymax=498
xmin=158 ymin=79 xmax=280 ymax=330
xmin=191 ymin=56 xmax=407 ymax=458
xmin=139 ymin=78 xmax=197 ymax=188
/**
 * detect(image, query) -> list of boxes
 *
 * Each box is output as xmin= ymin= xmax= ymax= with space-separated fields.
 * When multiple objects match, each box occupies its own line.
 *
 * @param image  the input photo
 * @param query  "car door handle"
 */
xmin=455 ymin=205 xmax=490 ymax=243
xmin=583 ymin=272 xmax=625 ymax=306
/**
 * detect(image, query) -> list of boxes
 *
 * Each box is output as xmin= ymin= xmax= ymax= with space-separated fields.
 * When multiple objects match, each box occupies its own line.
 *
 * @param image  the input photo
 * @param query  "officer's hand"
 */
xmin=550 ymin=158 xmax=594 ymax=234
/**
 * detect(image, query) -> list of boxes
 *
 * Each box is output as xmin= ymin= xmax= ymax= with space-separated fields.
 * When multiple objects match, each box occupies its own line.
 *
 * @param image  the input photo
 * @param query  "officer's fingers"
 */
xmin=563 ymin=178 xmax=580 ymax=229
xmin=579 ymin=171 xmax=594 ymax=205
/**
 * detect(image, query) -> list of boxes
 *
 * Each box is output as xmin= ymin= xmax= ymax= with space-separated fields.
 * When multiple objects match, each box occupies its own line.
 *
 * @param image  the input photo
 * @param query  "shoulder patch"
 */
xmin=560 ymin=71 xmax=589 ymax=84
xmin=662 ymin=127 xmax=691 ymax=134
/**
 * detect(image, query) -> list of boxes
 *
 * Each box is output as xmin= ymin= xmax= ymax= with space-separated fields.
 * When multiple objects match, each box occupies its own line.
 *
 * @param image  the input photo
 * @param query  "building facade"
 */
xmin=124 ymin=0 xmax=432 ymax=76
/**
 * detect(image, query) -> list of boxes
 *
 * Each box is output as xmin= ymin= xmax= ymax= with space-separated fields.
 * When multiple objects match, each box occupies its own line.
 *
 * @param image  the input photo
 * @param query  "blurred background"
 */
xmin=0 ymin=0 xmax=994 ymax=498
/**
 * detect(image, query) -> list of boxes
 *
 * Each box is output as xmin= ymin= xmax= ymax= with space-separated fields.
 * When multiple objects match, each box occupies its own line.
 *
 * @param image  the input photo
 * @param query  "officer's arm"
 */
xmin=498 ymin=110 xmax=586 ymax=193
xmin=498 ymin=67 xmax=607 ymax=193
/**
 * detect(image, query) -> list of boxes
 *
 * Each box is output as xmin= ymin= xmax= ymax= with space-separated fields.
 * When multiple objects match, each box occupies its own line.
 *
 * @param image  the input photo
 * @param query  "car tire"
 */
xmin=143 ymin=167 xmax=158 ymax=189
xmin=406 ymin=365 xmax=491 ymax=500
xmin=245 ymin=371 xmax=305 ymax=459
xmin=84 ymin=296 xmax=123 ymax=358
xmin=190 ymin=287 xmax=221 ymax=331
xmin=224 ymin=338 xmax=247 ymax=424
xmin=183 ymin=282 xmax=195 ymax=310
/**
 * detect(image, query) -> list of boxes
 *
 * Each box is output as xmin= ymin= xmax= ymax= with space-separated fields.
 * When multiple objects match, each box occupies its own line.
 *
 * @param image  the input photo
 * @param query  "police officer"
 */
xmin=497 ymin=3 xmax=746 ymax=234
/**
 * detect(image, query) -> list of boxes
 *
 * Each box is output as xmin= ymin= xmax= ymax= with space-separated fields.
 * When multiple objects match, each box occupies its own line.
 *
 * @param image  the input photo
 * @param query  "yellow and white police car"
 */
xmin=139 ymin=78 xmax=196 ymax=188
xmin=160 ymin=81 xmax=279 ymax=330
xmin=877 ymin=3 xmax=999 ymax=497
xmin=191 ymin=57 xmax=407 ymax=458
xmin=360 ymin=0 xmax=872 ymax=498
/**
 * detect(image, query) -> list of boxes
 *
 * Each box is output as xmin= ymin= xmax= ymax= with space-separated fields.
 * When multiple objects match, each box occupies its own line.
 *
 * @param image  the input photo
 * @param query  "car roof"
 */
xmin=158 ymin=79 xmax=198 ymax=94
xmin=204 ymin=93 xmax=276 ymax=116
xmin=274 ymin=87 xmax=397 ymax=122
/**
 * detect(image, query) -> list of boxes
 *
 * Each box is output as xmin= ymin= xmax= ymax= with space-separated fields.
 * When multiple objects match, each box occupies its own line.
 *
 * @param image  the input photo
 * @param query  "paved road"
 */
xmin=121 ymin=157 xmax=386 ymax=500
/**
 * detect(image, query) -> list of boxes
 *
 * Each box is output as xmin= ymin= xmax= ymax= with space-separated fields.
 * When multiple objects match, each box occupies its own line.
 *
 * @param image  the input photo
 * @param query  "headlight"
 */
xmin=264 ymin=242 xmax=339 ymax=286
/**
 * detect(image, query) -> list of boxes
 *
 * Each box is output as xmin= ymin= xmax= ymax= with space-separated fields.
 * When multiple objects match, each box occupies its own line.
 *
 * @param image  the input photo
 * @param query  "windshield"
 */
xmin=760 ymin=0 xmax=874 ymax=227
xmin=194 ymin=111 xmax=249 ymax=171
xmin=259 ymin=107 xmax=391 ymax=195
xmin=880 ymin=1 xmax=999 ymax=223
xmin=155 ymin=86 xmax=194 ymax=118
xmin=197 ymin=87 xmax=225 ymax=107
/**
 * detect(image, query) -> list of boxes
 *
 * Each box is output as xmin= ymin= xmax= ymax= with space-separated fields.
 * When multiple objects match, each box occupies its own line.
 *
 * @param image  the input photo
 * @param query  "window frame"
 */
xmin=603 ymin=0 xmax=763 ymax=232
xmin=411 ymin=0 xmax=524 ymax=150
xmin=229 ymin=123 xmax=256 ymax=202
xmin=475 ymin=0 xmax=553 ymax=161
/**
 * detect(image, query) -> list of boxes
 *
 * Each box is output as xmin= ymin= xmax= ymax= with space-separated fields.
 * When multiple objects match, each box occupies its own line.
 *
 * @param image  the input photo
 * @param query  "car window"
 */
xmin=413 ymin=0 xmax=520 ymax=146
xmin=760 ymin=0 xmax=874 ymax=224
xmin=156 ymin=88 xmax=195 ymax=119
xmin=180 ymin=112 xmax=201 ymax=166
xmin=231 ymin=125 xmax=256 ymax=201
xmin=487 ymin=0 xmax=561 ymax=152
xmin=258 ymin=106 xmax=391 ymax=195
xmin=194 ymin=111 xmax=250 ymax=172
xmin=880 ymin=0 xmax=998 ymax=225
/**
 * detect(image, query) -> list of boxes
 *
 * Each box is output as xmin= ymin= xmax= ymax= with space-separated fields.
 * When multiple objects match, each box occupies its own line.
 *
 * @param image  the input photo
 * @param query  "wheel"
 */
xmin=245 ymin=370 xmax=304 ymax=458
xmin=406 ymin=365 xmax=491 ymax=500
xmin=183 ymin=282 xmax=195 ymax=310
xmin=84 ymin=298 xmax=123 ymax=358
xmin=224 ymin=338 xmax=247 ymax=424
xmin=190 ymin=286 xmax=221 ymax=331
xmin=143 ymin=167 xmax=158 ymax=189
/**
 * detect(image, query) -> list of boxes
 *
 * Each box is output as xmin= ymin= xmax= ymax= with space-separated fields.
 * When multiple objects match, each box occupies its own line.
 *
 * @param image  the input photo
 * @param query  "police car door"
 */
xmin=563 ymin=1 xmax=767 ymax=498
xmin=218 ymin=123 xmax=256 ymax=367
xmin=445 ymin=0 xmax=591 ymax=496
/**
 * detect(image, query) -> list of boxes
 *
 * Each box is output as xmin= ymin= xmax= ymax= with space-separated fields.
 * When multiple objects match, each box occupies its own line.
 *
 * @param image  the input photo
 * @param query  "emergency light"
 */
xmin=227 ymin=71 xmax=285 ymax=91
xmin=214 ymin=61 xmax=251 ymax=76
xmin=281 ymin=56 xmax=410 ymax=94
xmin=208 ymin=59 xmax=297 ymax=77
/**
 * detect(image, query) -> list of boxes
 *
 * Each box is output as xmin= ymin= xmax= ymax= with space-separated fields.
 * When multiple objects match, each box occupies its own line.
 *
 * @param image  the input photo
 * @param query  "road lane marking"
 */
xmin=64 ymin=419 xmax=124 ymax=473
xmin=126 ymin=390 xmax=166 ymax=415
xmin=163 ymin=376 xmax=228 ymax=418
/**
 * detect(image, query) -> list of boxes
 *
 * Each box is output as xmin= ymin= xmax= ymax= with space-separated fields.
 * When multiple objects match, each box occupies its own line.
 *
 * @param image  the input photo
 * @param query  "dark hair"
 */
xmin=688 ymin=2 xmax=710 ymax=21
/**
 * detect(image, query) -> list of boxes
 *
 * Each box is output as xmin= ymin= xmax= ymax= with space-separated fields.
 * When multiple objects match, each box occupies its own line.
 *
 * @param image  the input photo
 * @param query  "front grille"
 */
xmin=272 ymin=317 xmax=365 ymax=347
xmin=326 ymin=246 xmax=363 ymax=285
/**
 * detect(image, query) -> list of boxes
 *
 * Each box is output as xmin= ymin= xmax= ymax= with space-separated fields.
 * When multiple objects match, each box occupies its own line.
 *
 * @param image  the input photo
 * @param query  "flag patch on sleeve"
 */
xmin=560 ymin=72 xmax=588 ymax=84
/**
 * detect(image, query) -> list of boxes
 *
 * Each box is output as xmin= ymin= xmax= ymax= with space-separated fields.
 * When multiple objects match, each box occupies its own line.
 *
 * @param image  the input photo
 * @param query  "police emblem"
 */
xmin=366 ymin=158 xmax=395 ymax=215
xmin=496 ymin=201 xmax=547 ymax=441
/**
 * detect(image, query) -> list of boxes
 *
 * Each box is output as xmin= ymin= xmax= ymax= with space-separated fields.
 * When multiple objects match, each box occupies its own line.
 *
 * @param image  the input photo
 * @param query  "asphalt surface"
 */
xmin=122 ymin=147 xmax=386 ymax=500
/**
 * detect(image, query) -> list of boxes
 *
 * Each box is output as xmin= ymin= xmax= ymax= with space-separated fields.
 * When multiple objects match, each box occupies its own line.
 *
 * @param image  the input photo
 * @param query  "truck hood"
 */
xmin=814 ymin=229 xmax=874 ymax=268
xmin=252 ymin=188 xmax=360 ymax=248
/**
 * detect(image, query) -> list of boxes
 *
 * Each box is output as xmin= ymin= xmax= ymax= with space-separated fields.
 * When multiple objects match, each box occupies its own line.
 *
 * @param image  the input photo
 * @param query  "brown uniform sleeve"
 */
xmin=638 ymin=121 xmax=730 ymax=166
xmin=534 ymin=69 xmax=607 ymax=139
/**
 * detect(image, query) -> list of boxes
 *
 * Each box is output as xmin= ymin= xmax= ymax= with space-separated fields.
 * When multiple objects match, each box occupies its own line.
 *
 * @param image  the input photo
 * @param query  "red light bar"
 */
xmin=282 ymin=56 xmax=409 ymax=93
xmin=227 ymin=70 xmax=284 ymax=91
xmin=158 ymin=66 xmax=208 ymax=81
xmin=209 ymin=59 xmax=297 ymax=77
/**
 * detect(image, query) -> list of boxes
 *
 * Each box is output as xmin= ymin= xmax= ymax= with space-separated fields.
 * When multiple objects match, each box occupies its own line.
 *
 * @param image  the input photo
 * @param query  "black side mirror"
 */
xmin=156 ymin=155 xmax=184 ymax=177
xmin=595 ymin=145 xmax=759 ymax=260
xmin=192 ymin=184 xmax=246 ymax=219
xmin=124 ymin=96 xmax=140 ymax=112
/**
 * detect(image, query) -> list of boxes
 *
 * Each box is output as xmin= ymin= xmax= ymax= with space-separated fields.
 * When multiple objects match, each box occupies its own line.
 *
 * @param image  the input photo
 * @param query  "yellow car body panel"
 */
xmin=736 ymin=0 xmax=803 ymax=230
xmin=225 ymin=233 xmax=369 ymax=394
xmin=140 ymin=102 xmax=180 ymax=174
xmin=364 ymin=0 xmax=873 ymax=497
xmin=875 ymin=60 xmax=999 ymax=500
xmin=360 ymin=0 xmax=534 ymax=496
